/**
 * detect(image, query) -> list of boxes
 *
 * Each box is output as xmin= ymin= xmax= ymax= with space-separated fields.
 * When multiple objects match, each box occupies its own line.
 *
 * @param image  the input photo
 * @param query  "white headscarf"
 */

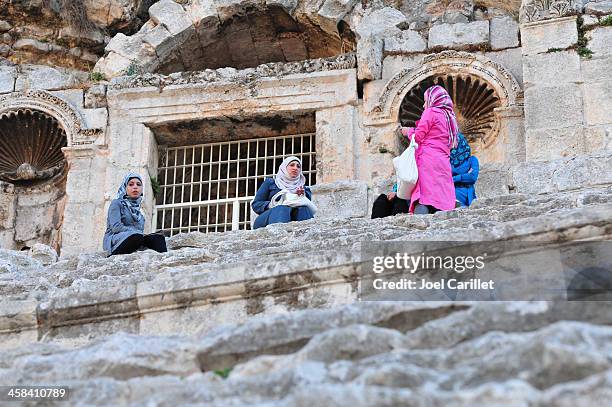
xmin=274 ymin=156 xmax=306 ymax=193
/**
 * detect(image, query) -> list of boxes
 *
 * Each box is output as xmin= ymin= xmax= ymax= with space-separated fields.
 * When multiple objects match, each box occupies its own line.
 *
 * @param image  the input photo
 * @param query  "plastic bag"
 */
xmin=393 ymin=136 xmax=418 ymax=200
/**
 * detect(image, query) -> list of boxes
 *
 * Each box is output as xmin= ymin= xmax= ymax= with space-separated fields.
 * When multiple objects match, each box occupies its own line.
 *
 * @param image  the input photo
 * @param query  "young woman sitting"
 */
xmin=251 ymin=156 xmax=315 ymax=229
xmin=103 ymin=172 xmax=167 ymax=255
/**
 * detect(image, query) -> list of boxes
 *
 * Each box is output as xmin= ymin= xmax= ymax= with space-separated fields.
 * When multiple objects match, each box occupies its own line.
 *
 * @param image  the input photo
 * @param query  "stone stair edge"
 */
xmin=2 ymin=200 xmax=612 ymax=336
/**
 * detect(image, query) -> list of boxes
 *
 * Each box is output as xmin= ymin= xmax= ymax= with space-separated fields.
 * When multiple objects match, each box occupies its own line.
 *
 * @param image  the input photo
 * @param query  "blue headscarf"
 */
xmin=450 ymin=132 xmax=471 ymax=168
xmin=116 ymin=172 xmax=144 ymax=223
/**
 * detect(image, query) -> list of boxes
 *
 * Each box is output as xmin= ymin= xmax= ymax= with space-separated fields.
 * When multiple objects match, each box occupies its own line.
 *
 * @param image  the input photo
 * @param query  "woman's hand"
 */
xmin=296 ymin=186 xmax=305 ymax=196
xmin=387 ymin=192 xmax=396 ymax=201
xmin=401 ymin=127 xmax=413 ymax=136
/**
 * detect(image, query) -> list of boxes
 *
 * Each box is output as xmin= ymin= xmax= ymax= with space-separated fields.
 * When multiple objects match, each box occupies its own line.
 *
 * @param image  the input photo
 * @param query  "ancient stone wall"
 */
xmin=0 ymin=0 xmax=610 ymax=254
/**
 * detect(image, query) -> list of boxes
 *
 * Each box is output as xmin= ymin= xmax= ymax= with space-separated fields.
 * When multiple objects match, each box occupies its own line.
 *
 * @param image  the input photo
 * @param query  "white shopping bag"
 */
xmin=393 ymin=137 xmax=418 ymax=200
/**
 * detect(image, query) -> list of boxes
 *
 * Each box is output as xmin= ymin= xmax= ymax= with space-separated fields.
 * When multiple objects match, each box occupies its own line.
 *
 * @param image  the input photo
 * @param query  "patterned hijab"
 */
xmin=450 ymin=132 xmax=471 ymax=167
xmin=424 ymin=85 xmax=459 ymax=148
xmin=116 ymin=172 xmax=144 ymax=223
xmin=274 ymin=156 xmax=306 ymax=193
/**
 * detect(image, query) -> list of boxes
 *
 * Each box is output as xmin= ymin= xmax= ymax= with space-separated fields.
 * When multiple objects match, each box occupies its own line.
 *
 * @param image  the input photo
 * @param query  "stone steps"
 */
xmin=0 ymin=185 xmax=610 ymax=350
xmin=1 ymin=301 xmax=611 ymax=406
xmin=1 ymin=186 xmax=611 ymax=304
xmin=1 ymin=185 xmax=611 ymax=404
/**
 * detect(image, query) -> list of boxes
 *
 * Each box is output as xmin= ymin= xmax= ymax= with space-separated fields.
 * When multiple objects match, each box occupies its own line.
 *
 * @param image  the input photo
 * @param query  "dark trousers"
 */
xmin=111 ymin=233 xmax=167 ymax=255
xmin=371 ymin=194 xmax=410 ymax=219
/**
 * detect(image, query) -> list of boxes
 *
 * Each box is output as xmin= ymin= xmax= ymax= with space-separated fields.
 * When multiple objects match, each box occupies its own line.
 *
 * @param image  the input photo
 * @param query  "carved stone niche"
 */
xmin=369 ymin=51 xmax=524 ymax=163
xmin=399 ymin=74 xmax=501 ymax=153
xmin=0 ymin=110 xmax=67 ymax=185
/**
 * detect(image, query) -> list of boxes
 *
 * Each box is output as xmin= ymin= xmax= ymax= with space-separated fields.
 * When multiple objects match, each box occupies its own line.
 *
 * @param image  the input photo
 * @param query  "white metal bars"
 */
xmin=153 ymin=133 xmax=317 ymax=236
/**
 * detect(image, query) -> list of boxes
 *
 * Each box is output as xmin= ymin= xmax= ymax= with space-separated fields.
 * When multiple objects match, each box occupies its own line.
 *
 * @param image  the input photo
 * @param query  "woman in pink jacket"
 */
xmin=401 ymin=85 xmax=458 ymax=214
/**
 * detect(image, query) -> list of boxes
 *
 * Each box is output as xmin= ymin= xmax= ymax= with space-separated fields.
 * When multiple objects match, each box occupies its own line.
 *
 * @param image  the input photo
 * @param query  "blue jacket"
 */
xmin=252 ymin=178 xmax=312 ymax=214
xmin=103 ymin=199 xmax=145 ymax=254
xmin=452 ymin=156 xmax=479 ymax=207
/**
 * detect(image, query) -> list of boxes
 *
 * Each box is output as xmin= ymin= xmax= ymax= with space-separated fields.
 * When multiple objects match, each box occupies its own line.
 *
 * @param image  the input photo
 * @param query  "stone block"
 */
xmin=0 ymin=20 xmax=11 ymax=32
xmin=311 ymin=181 xmax=369 ymax=220
xmin=484 ymin=48 xmax=523 ymax=85
xmin=583 ymin=80 xmax=612 ymax=126
xmin=317 ymin=0 xmax=360 ymax=35
xmin=14 ymin=206 xmax=53 ymax=243
xmin=525 ymin=126 xmax=587 ymax=161
xmin=523 ymin=51 xmax=581 ymax=85
xmin=106 ymin=33 xmax=156 ymax=62
xmin=59 ymin=26 xmax=105 ymax=45
xmin=13 ymin=38 xmax=49 ymax=52
xmin=0 ymin=44 xmax=12 ymax=58
xmin=139 ymin=300 xmax=248 ymax=337
xmin=520 ymin=16 xmax=578 ymax=56
xmin=355 ymin=7 xmax=407 ymax=39
xmin=384 ymin=30 xmax=427 ymax=54
xmin=29 ymin=243 xmax=58 ymax=266
xmin=496 ymin=105 xmax=527 ymax=163
xmin=586 ymin=26 xmax=612 ymax=56
xmin=524 ymin=85 xmax=583 ymax=131
xmin=84 ymin=84 xmax=107 ymax=109
xmin=0 ymin=66 xmax=15 ymax=93
xmin=143 ymin=25 xmax=177 ymax=60
xmin=315 ymin=105 xmax=356 ymax=183
xmin=0 ymin=229 xmax=14 ymax=249
xmin=184 ymin=0 xmax=219 ymax=24
xmin=82 ymin=108 xmax=108 ymax=130
xmin=442 ymin=11 xmax=469 ymax=24
xmin=582 ymin=14 xmax=600 ymax=29
xmin=94 ymin=53 xmax=133 ymax=79
xmin=49 ymin=89 xmax=84 ymax=110
xmin=60 ymin=203 xmax=100 ymax=255
xmin=581 ymin=55 xmax=612 ymax=82
xmin=475 ymin=164 xmax=512 ymax=198
xmin=583 ymin=125 xmax=612 ymax=152
xmin=490 ymin=16 xmax=520 ymax=50
xmin=362 ymin=79 xmax=386 ymax=114
xmin=0 ymin=192 xmax=15 ymax=230
xmin=149 ymin=0 xmax=194 ymax=37
xmin=357 ymin=36 xmax=383 ymax=80
xmin=584 ymin=0 xmax=612 ymax=14
xmin=15 ymin=65 xmax=86 ymax=91
xmin=515 ymin=152 xmax=612 ymax=193
xmin=428 ymin=20 xmax=489 ymax=49
xmin=381 ymin=55 xmax=424 ymax=80
xmin=0 ymin=299 xmax=37 ymax=335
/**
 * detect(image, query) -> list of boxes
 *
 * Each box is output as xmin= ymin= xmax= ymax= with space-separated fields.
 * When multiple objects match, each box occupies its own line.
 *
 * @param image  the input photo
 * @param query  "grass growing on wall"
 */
xmin=576 ymin=16 xmax=593 ymax=59
xmin=600 ymin=15 xmax=612 ymax=26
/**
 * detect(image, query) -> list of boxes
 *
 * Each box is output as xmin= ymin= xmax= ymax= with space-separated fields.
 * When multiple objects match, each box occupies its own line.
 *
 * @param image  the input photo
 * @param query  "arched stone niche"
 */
xmin=0 ymin=90 xmax=100 ymax=147
xmin=0 ymin=91 xmax=104 ymax=253
xmin=368 ymin=51 xmax=525 ymax=163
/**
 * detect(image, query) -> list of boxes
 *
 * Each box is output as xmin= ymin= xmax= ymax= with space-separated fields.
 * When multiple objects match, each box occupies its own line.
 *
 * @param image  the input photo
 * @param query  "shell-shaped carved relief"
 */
xmin=0 ymin=110 xmax=67 ymax=184
xmin=399 ymin=75 xmax=501 ymax=144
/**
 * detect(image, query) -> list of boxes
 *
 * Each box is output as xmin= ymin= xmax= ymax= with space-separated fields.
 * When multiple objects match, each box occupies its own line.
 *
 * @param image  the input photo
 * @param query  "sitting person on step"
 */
xmin=103 ymin=172 xmax=167 ymax=256
xmin=451 ymin=132 xmax=480 ymax=207
xmin=371 ymin=183 xmax=410 ymax=219
xmin=251 ymin=156 xmax=315 ymax=229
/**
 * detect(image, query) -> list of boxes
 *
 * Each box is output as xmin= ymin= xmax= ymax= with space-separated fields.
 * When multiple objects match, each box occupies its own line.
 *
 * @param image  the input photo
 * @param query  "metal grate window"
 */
xmin=154 ymin=133 xmax=316 ymax=236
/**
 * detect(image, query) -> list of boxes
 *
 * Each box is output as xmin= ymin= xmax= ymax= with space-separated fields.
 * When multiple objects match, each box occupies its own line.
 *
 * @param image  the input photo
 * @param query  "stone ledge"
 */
xmin=2 ymin=200 xmax=611 ymax=347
